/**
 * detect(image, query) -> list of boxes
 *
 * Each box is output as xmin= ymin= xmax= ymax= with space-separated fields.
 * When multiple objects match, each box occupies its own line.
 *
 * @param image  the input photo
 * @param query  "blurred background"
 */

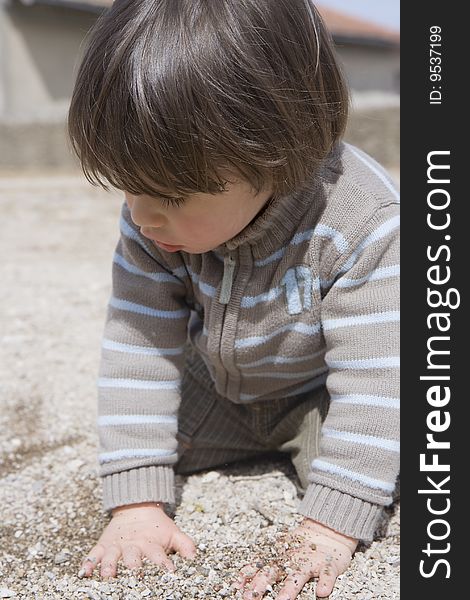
xmin=0 ymin=0 xmax=400 ymax=175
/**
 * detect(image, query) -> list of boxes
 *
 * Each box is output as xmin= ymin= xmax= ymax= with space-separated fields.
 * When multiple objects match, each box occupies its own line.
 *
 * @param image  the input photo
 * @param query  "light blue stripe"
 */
xmin=254 ymin=227 xmax=347 ymax=267
xmin=339 ymin=216 xmax=400 ymax=274
xmin=255 ymin=247 xmax=286 ymax=267
xmin=239 ymin=371 xmax=328 ymax=401
xmin=333 ymin=264 xmax=400 ymax=288
xmin=254 ymin=229 xmax=314 ymax=267
xmin=292 ymin=229 xmax=315 ymax=245
xmin=311 ymin=458 xmax=396 ymax=492
xmin=361 ymin=215 xmax=400 ymax=248
xmin=330 ymin=394 xmax=400 ymax=409
xmin=120 ymin=215 xmax=142 ymax=243
xmin=235 ymin=322 xmax=321 ymax=349
xmin=322 ymin=428 xmax=400 ymax=452
xmin=186 ymin=267 xmax=217 ymax=298
xmin=323 ymin=310 xmax=400 ymax=331
xmin=243 ymin=366 xmax=327 ymax=380
xmin=98 ymin=415 xmax=177 ymax=426
xmin=99 ymin=448 xmax=176 ymax=463
xmin=239 ymin=349 xmax=325 ymax=368
xmin=120 ymin=215 xmax=188 ymax=281
xmin=241 ymin=276 xmax=321 ymax=309
xmin=113 ymin=252 xmax=182 ymax=284
xmin=348 ymin=145 xmax=400 ymax=202
xmin=98 ymin=377 xmax=180 ymax=390
xmin=327 ymin=356 xmax=400 ymax=369
xmin=102 ymin=338 xmax=185 ymax=356
xmin=110 ymin=296 xmax=189 ymax=319
xmin=313 ymin=224 xmax=348 ymax=253
xmin=241 ymin=286 xmax=284 ymax=308
xmin=283 ymin=371 xmax=328 ymax=396
xmin=172 ymin=266 xmax=189 ymax=278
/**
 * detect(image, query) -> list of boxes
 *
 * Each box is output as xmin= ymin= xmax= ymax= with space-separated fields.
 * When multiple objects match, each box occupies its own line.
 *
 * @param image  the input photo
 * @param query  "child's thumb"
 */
xmin=174 ymin=531 xmax=198 ymax=560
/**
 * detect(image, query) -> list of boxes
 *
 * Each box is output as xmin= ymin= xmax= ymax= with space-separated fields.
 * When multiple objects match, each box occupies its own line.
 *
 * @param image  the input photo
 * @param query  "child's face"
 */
xmin=124 ymin=178 xmax=273 ymax=254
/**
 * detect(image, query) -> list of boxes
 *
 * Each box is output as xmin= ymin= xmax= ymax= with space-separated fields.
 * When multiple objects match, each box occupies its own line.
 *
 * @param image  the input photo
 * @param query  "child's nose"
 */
xmin=129 ymin=197 xmax=167 ymax=229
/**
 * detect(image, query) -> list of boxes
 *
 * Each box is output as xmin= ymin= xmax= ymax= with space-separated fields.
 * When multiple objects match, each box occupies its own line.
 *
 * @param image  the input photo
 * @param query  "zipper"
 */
xmin=218 ymin=253 xmax=236 ymax=304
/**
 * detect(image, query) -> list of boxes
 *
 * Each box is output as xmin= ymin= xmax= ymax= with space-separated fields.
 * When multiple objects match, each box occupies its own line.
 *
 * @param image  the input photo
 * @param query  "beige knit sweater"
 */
xmin=97 ymin=141 xmax=400 ymax=542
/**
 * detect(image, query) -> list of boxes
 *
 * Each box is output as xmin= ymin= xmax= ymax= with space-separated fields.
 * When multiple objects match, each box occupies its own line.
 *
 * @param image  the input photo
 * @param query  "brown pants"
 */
xmin=174 ymin=346 xmax=330 ymax=492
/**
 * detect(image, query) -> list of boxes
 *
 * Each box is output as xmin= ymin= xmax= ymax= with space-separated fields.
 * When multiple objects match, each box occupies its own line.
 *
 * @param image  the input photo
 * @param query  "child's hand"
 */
xmin=77 ymin=502 xmax=197 ymax=580
xmin=231 ymin=517 xmax=358 ymax=599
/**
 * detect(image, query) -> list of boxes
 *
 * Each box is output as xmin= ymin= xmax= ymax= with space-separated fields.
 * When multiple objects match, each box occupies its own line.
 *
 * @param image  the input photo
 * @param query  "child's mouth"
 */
xmin=153 ymin=240 xmax=184 ymax=252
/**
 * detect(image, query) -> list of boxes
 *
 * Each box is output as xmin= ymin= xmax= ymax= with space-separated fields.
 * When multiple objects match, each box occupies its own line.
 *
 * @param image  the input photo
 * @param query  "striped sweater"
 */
xmin=97 ymin=141 xmax=400 ymax=542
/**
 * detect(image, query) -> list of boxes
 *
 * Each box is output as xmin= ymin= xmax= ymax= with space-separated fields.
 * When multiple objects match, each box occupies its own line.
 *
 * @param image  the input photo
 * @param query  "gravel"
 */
xmin=0 ymin=174 xmax=400 ymax=599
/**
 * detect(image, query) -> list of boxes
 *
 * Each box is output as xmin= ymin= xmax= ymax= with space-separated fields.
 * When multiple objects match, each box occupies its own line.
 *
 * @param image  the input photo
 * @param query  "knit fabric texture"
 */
xmin=97 ymin=141 xmax=400 ymax=542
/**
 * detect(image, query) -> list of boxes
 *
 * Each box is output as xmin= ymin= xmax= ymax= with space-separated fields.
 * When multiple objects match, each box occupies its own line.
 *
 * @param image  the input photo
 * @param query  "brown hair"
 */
xmin=67 ymin=0 xmax=349 ymax=202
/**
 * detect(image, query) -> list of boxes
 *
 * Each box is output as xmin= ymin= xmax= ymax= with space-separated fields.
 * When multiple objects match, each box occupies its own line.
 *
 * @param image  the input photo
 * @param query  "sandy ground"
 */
xmin=0 ymin=174 xmax=399 ymax=599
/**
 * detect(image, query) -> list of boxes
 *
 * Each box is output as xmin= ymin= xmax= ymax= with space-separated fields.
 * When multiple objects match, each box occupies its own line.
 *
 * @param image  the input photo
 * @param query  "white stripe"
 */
xmin=242 ymin=277 xmax=321 ymax=308
xmin=327 ymin=356 xmax=400 ymax=369
xmin=322 ymin=428 xmax=400 ymax=452
xmin=240 ymin=371 xmax=328 ymax=401
xmin=241 ymin=286 xmax=284 ymax=308
xmin=113 ymin=252 xmax=182 ymax=284
xmin=98 ymin=415 xmax=177 ymax=426
xmin=99 ymin=448 xmax=176 ymax=463
xmin=254 ymin=229 xmax=314 ymax=267
xmin=348 ymin=145 xmax=400 ymax=202
xmin=323 ymin=310 xmax=400 ymax=331
xmin=240 ymin=349 xmax=325 ymax=368
xmin=313 ymin=224 xmax=349 ymax=253
xmin=243 ymin=366 xmax=328 ymax=380
xmin=120 ymin=214 xmax=142 ymax=243
xmin=311 ymin=458 xmax=396 ymax=492
xmin=187 ymin=267 xmax=217 ymax=298
xmin=110 ymin=296 xmax=189 ymax=319
xmin=255 ymin=247 xmax=286 ymax=267
xmin=120 ymin=214 xmax=187 ymax=281
xmin=172 ymin=266 xmax=189 ymax=279
xmin=361 ymin=215 xmax=400 ymax=249
xmin=98 ymin=377 xmax=180 ymax=390
xmin=235 ymin=322 xmax=321 ymax=349
xmin=330 ymin=394 xmax=400 ymax=409
xmin=283 ymin=372 xmax=328 ymax=396
xmin=333 ymin=264 xmax=400 ymax=288
xmin=102 ymin=338 xmax=185 ymax=356
xmin=340 ymin=216 xmax=400 ymax=274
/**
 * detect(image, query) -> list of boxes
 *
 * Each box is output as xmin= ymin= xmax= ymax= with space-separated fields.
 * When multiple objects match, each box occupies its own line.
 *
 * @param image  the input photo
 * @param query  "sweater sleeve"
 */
xmin=298 ymin=202 xmax=400 ymax=542
xmin=97 ymin=202 xmax=190 ymax=514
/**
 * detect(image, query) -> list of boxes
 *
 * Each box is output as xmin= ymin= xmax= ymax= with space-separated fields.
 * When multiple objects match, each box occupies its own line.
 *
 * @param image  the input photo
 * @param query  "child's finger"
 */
xmin=274 ymin=570 xmax=311 ymax=600
xmin=145 ymin=545 xmax=176 ymax=573
xmin=121 ymin=543 xmax=143 ymax=570
xmin=241 ymin=564 xmax=280 ymax=599
xmin=99 ymin=544 xmax=122 ymax=579
xmin=315 ymin=565 xmax=338 ymax=598
xmin=78 ymin=544 xmax=105 ymax=577
xmin=171 ymin=530 xmax=198 ymax=559
xmin=231 ymin=563 xmax=259 ymax=589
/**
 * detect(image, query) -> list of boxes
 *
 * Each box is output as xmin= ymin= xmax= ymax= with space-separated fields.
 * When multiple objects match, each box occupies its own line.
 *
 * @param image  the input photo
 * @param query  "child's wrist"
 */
xmin=301 ymin=517 xmax=359 ymax=552
xmin=111 ymin=501 xmax=166 ymax=516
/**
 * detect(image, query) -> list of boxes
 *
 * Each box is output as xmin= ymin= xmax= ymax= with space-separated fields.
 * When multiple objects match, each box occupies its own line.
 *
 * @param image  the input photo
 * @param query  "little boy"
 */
xmin=68 ymin=1 xmax=399 ymax=598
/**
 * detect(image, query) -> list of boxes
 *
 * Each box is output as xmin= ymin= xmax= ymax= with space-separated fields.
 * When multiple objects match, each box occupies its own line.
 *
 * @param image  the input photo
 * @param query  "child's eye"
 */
xmin=159 ymin=196 xmax=186 ymax=208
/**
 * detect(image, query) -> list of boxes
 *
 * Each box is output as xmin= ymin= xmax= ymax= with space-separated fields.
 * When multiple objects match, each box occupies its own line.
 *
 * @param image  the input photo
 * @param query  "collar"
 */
xmin=215 ymin=142 xmax=344 ymax=258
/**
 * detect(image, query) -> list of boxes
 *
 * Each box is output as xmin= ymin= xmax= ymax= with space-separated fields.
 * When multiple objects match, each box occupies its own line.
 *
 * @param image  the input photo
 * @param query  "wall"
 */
xmin=0 ymin=1 xmax=96 ymax=121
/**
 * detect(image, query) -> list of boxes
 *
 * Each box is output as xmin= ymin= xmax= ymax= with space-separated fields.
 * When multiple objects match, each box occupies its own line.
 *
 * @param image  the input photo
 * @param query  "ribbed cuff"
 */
xmin=297 ymin=484 xmax=384 ymax=543
xmin=102 ymin=465 xmax=175 ymax=514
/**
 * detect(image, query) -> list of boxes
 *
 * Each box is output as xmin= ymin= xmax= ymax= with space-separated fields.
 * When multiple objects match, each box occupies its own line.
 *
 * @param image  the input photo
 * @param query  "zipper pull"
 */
xmin=219 ymin=253 xmax=236 ymax=304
